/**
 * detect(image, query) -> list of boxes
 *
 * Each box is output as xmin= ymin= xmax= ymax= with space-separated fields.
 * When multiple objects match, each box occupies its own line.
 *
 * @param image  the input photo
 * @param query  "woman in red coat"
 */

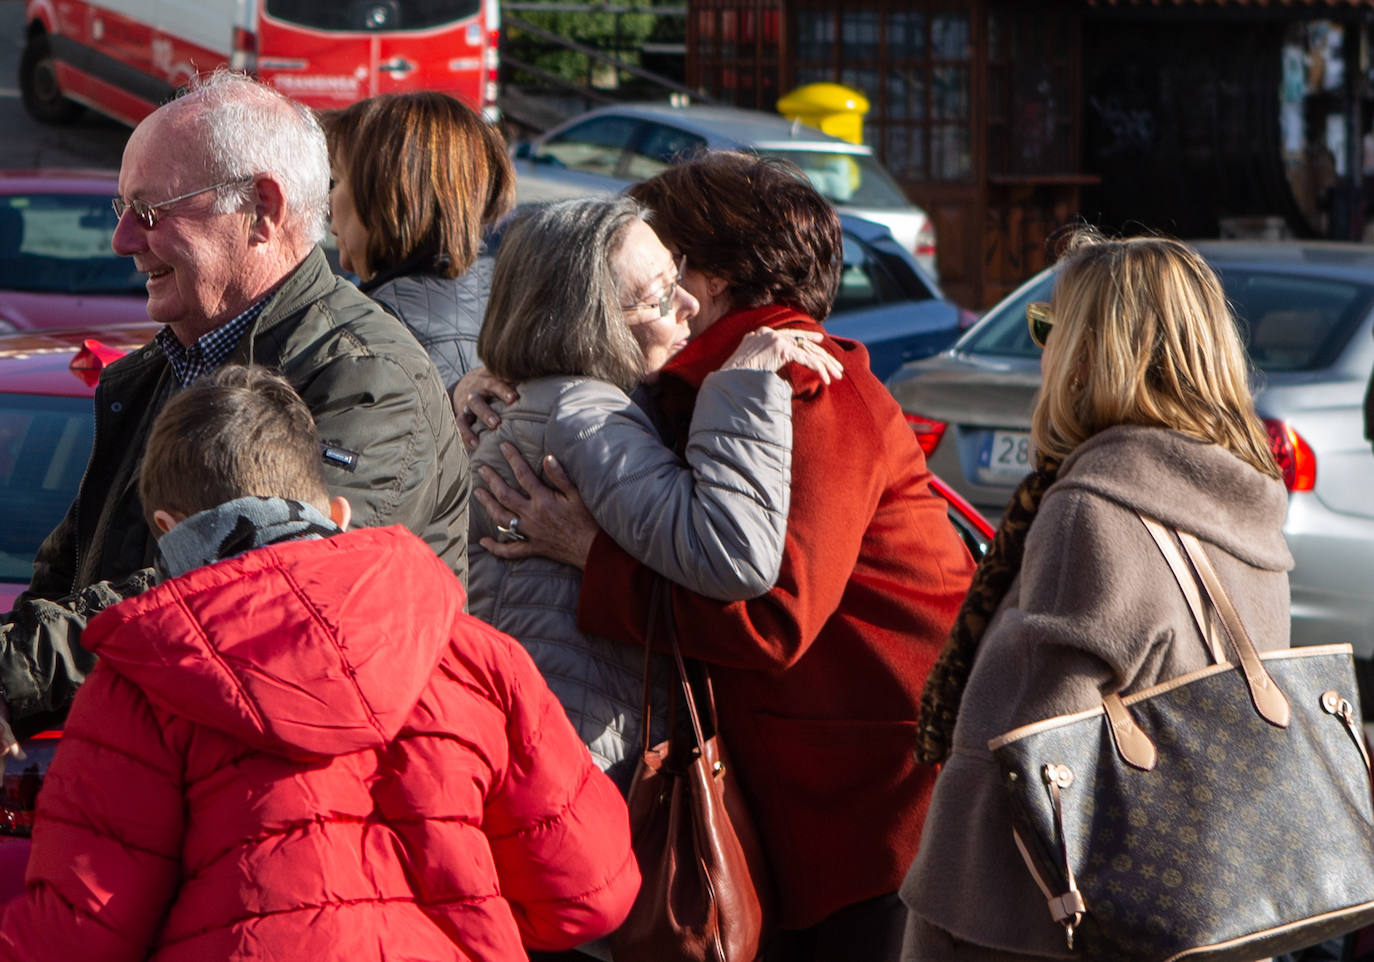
xmin=474 ymin=152 xmax=976 ymax=961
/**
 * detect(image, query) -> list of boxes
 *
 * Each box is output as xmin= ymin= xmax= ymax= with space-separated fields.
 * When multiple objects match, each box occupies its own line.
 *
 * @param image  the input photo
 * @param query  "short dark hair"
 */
xmin=477 ymin=197 xmax=647 ymax=393
xmin=322 ymin=92 xmax=515 ymax=279
xmin=139 ymin=365 xmax=329 ymax=528
xmin=627 ymin=150 xmax=842 ymax=321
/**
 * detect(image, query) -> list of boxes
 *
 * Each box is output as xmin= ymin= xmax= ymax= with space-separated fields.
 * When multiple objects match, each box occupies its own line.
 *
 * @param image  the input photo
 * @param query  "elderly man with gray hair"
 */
xmin=0 ymin=71 xmax=468 ymax=748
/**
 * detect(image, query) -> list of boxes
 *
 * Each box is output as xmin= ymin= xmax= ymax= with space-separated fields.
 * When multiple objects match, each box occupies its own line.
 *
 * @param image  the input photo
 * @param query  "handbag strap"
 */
xmin=1137 ymin=515 xmax=1226 ymax=663
xmin=637 ymin=579 xmax=715 ymax=755
xmin=1136 ymin=512 xmax=1290 ymax=728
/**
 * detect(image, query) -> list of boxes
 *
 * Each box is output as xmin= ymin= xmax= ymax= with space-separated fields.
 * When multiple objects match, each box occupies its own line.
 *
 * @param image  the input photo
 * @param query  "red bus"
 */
xmin=20 ymin=0 xmax=501 ymax=127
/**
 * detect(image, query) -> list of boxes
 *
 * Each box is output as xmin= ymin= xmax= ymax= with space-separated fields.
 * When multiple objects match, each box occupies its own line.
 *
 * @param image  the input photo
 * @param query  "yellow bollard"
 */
xmin=776 ymin=83 xmax=870 ymax=145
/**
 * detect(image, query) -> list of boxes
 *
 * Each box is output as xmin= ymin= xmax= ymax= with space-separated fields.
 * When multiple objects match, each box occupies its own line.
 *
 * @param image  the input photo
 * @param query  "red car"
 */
xmin=0 ymin=323 xmax=154 ymax=904
xmin=0 ymin=325 xmax=156 ymax=611
xmin=0 ymin=170 xmax=151 ymax=332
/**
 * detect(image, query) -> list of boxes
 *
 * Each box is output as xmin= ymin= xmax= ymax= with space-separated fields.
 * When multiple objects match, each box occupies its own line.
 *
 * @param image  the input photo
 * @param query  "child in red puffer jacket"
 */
xmin=0 ymin=364 xmax=638 ymax=962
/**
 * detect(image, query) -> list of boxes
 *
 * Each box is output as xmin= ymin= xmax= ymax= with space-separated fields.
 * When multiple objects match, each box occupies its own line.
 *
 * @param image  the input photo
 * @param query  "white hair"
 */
xmin=173 ymin=70 xmax=330 ymax=246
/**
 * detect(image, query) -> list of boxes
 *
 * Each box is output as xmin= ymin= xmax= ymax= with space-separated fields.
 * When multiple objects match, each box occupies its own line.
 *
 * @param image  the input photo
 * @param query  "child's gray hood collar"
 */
xmin=155 ymin=496 xmax=339 ymax=581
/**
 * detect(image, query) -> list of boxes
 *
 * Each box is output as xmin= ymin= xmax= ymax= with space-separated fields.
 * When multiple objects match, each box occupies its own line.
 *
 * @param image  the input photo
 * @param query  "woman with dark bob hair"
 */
xmin=468 ymin=195 xmax=841 ymax=799
xmin=470 ymin=152 xmax=976 ymax=961
xmin=901 ymin=231 xmax=1291 ymax=960
xmin=323 ymin=91 xmax=513 ymax=392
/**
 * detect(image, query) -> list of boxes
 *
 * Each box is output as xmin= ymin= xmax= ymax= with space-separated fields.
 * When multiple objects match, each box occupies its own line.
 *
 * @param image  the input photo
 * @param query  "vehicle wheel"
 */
xmin=19 ymin=32 xmax=83 ymax=125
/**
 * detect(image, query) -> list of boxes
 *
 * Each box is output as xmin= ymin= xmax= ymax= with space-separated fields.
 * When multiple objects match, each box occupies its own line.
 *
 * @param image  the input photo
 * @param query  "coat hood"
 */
xmin=83 ymin=526 xmax=464 ymax=759
xmin=1052 ymin=425 xmax=1293 ymax=572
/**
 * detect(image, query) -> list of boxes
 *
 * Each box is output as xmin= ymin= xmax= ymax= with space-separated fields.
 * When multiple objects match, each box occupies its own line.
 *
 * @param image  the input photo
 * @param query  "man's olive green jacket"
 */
xmin=0 ymin=247 xmax=470 ymax=732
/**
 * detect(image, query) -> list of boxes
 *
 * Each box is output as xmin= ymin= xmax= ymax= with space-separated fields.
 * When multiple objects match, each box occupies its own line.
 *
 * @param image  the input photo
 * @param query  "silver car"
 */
xmin=887 ymin=241 xmax=1374 ymax=667
xmin=510 ymin=102 xmax=938 ymax=277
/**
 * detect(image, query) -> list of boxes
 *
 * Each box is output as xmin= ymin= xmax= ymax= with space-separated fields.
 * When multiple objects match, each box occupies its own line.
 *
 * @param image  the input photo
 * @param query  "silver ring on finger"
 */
xmin=496 ymin=516 xmax=528 ymax=542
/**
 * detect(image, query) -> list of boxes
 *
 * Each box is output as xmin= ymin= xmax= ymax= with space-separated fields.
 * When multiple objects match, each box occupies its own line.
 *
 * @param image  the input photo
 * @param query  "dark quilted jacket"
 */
xmin=363 ymin=257 xmax=492 ymax=394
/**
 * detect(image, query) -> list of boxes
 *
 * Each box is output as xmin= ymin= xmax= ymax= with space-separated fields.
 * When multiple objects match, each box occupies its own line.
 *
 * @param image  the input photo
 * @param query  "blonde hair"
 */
xmin=1032 ymin=229 xmax=1279 ymax=479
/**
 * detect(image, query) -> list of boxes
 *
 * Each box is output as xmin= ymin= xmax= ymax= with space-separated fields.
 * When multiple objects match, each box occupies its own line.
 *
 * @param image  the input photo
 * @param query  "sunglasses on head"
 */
xmin=1026 ymin=301 xmax=1053 ymax=348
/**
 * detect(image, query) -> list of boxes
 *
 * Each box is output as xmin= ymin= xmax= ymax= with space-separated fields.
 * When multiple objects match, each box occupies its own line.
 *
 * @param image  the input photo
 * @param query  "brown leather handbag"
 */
xmin=610 ymin=584 xmax=773 ymax=962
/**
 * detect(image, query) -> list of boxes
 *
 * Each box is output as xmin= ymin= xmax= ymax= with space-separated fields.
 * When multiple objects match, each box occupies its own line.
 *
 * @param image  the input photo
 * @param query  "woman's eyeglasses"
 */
xmin=1026 ymin=301 xmax=1054 ymax=348
xmin=111 ymin=178 xmax=250 ymax=230
xmin=623 ymin=256 xmax=687 ymax=319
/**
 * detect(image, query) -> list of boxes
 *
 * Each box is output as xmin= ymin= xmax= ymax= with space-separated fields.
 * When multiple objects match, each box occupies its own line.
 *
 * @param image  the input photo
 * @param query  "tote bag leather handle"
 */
xmin=1175 ymin=528 xmax=1290 ymax=728
xmin=1137 ymin=515 xmax=1226 ymax=663
xmin=1135 ymin=514 xmax=1290 ymax=729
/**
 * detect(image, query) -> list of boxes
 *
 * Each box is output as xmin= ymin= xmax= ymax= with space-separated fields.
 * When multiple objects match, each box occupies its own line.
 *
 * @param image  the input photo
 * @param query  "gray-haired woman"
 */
xmin=467 ymin=196 xmax=841 ymax=789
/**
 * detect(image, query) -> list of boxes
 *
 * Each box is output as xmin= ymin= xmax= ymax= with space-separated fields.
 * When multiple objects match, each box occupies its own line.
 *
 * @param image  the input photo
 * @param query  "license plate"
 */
xmin=976 ymin=430 xmax=1032 ymax=485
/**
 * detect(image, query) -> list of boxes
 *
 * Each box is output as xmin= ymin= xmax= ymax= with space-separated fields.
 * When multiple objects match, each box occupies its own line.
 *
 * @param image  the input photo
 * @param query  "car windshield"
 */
xmin=754 ymin=149 xmax=910 ymax=209
xmin=959 ymin=267 xmax=1374 ymax=372
xmin=264 ymin=0 xmax=480 ymax=29
xmin=0 ymin=195 xmax=143 ymax=296
xmin=0 ymin=395 xmax=91 ymax=582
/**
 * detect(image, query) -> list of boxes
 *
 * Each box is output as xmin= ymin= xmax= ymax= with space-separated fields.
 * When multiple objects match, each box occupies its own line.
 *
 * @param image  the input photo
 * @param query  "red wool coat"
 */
xmin=0 ymin=526 xmax=638 ymax=962
xmin=578 ymin=303 xmax=975 ymax=929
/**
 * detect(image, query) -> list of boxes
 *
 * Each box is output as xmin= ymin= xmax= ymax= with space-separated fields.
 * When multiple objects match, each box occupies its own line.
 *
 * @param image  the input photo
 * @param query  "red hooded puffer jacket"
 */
xmin=0 ymin=526 xmax=638 ymax=962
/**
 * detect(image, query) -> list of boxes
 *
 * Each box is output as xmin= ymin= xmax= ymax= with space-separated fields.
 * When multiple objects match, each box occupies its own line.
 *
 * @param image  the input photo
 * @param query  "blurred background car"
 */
xmin=817 ymin=213 xmax=969 ymax=379
xmin=0 ymin=324 xmax=155 ymax=612
xmin=0 ymin=323 xmax=151 ymax=906
xmin=0 ymin=170 xmax=147 ymax=331
xmin=887 ymin=241 xmax=1374 ymax=690
xmin=510 ymin=102 xmax=939 ymax=278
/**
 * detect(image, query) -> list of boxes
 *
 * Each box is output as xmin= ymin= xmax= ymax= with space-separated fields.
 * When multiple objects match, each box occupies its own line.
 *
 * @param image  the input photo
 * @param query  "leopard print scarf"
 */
xmin=915 ymin=458 xmax=1061 ymax=766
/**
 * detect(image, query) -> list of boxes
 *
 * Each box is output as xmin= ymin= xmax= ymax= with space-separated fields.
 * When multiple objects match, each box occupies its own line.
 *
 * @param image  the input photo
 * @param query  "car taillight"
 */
xmin=231 ymin=28 xmax=258 ymax=73
xmin=1 ymin=732 xmax=60 ymax=838
xmin=905 ymin=412 xmax=947 ymax=457
xmin=914 ymin=220 xmax=937 ymax=262
xmin=1264 ymin=418 xmax=1316 ymax=492
xmin=485 ymin=29 xmax=500 ymax=106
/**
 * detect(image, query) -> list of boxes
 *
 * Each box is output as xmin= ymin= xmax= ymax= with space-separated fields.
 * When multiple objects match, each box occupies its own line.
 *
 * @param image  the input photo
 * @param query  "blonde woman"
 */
xmin=903 ymin=231 xmax=1293 ymax=960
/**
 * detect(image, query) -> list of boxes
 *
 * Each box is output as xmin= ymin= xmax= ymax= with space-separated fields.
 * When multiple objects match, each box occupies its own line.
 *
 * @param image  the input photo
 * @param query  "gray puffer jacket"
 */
xmin=363 ymin=257 xmax=492 ymax=395
xmin=467 ymin=369 xmax=793 ymax=787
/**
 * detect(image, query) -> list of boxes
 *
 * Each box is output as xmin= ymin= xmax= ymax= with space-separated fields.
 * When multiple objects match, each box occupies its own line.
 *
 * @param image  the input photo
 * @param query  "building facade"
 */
xmin=688 ymin=0 xmax=1374 ymax=307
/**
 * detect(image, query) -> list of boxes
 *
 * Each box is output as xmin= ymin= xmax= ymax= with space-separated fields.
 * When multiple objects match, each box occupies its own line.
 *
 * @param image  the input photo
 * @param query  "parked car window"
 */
xmin=624 ymin=123 xmax=707 ymax=181
xmin=757 ymin=149 xmax=911 ymax=209
xmin=264 ymin=0 xmax=480 ymax=30
xmin=0 ymin=395 xmax=92 ymax=581
xmin=958 ymin=275 xmax=1053 ymax=360
xmin=532 ymin=117 xmax=638 ymax=177
xmin=1221 ymin=271 xmax=1374 ymax=373
xmin=834 ymin=233 xmax=909 ymax=313
xmin=958 ymin=267 xmax=1374 ymax=373
xmin=0 ymin=196 xmax=143 ymax=296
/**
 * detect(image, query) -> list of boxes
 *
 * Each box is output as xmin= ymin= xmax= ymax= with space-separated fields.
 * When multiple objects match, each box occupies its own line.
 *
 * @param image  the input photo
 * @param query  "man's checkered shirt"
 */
xmin=155 ymin=298 xmax=269 ymax=388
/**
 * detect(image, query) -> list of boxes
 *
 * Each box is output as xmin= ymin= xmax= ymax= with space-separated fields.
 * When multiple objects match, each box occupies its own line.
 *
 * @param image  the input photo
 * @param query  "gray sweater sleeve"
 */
xmin=547 ymin=369 xmax=792 ymax=601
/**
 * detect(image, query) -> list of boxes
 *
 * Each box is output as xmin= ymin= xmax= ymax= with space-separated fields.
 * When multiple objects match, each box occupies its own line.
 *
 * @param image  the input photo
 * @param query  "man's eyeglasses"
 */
xmin=1026 ymin=301 xmax=1054 ymax=348
xmin=111 ymin=178 xmax=249 ymax=230
xmin=622 ymin=256 xmax=686 ymax=319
